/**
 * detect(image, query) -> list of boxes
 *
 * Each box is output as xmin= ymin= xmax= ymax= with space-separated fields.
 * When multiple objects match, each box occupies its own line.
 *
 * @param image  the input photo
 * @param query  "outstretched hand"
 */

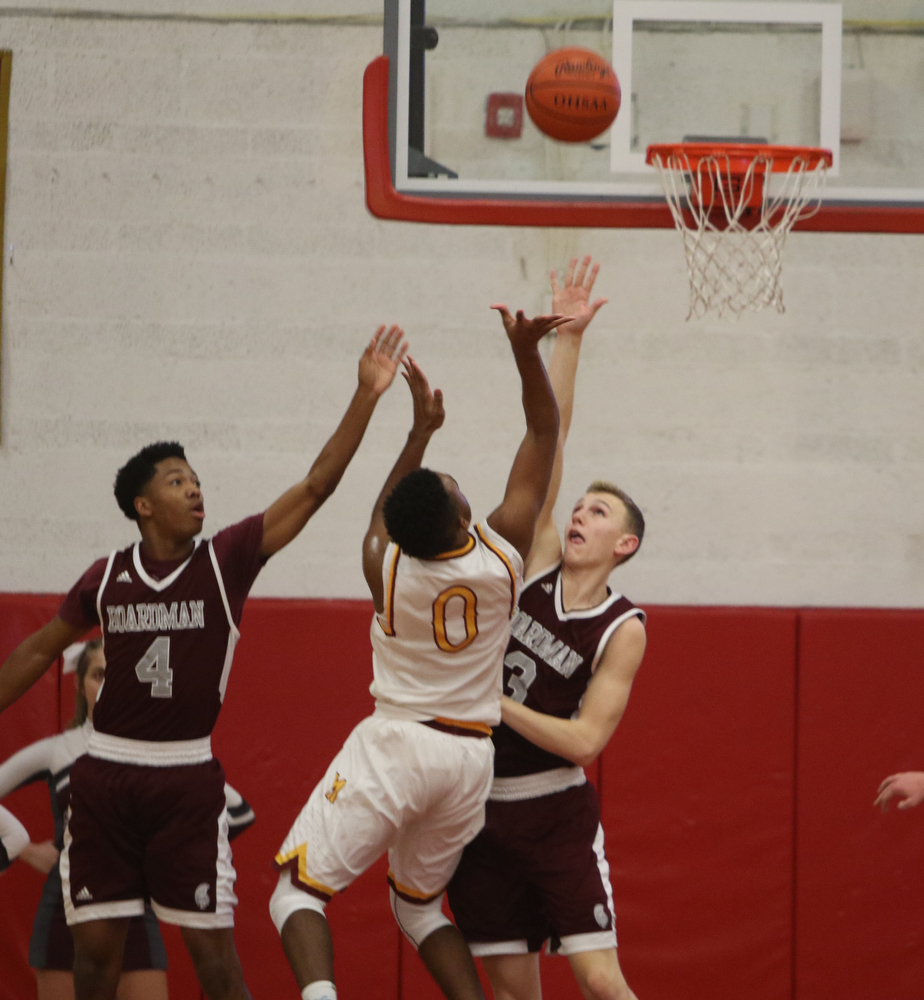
xmin=875 ymin=771 xmax=924 ymax=811
xmin=359 ymin=325 xmax=408 ymax=396
xmin=491 ymin=305 xmax=574 ymax=351
xmin=551 ymin=255 xmax=608 ymax=336
xmin=402 ymin=356 xmax=445 ymax=437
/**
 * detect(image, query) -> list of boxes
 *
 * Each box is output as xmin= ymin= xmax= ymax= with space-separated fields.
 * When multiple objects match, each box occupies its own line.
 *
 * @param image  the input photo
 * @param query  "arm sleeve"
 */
xmin=0 ymin=737 xmax=57 ymax=799
xmin=223 ymin=782 xmax=255 ymax=841
xmin=210 ymin=515 xmax=266 ymax=625
xmin=0 ymin=804 xmax=29 ymax=872
xmin=58 ymin=558 xmax=109 ymax=630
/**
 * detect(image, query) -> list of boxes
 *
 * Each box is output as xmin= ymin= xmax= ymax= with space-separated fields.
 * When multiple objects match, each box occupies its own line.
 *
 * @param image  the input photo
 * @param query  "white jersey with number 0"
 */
xmin=370 ymin=521 xmax=524 ymax=727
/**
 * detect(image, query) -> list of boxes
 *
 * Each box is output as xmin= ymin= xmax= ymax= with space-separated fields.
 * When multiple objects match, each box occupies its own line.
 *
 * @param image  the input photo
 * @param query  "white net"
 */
xmin=649 ymin=148 xmax=829 ymax=319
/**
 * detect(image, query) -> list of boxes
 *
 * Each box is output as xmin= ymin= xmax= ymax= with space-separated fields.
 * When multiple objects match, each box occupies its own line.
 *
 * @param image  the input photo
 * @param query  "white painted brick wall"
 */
xmin=0 ymin=9 xmax=922 ymax=608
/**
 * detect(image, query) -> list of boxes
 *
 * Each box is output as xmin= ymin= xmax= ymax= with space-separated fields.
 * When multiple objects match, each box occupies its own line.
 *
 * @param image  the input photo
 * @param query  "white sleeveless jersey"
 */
xmin=370 ymin=521 xmax=524 ymax=727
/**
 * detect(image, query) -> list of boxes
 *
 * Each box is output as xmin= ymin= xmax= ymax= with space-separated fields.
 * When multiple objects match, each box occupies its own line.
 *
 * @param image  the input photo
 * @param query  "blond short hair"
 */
xmin=586 ymin=481 xmax=645 ymax=563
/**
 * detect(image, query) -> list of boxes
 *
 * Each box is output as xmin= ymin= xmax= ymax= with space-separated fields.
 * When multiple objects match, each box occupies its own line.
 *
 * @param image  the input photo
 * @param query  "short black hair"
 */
xmin=114 ymin=442 xmax=188 ymax=522
xmin=383 ymin=468 xmax=458 ymax=559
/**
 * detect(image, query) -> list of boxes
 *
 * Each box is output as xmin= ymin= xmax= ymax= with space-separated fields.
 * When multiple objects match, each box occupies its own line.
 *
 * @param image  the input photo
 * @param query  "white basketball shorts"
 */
xmin=272 ymin=714 xmax=494 ymax=923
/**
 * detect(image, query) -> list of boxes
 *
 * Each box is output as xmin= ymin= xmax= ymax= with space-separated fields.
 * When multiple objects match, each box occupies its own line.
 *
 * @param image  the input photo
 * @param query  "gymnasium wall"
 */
xmin=2 ymin=593 xmax=923 ymax=1000
xmin=0 ymin=5 xmax=923 ymax=997
xmin=0 ymin=4 xmax=921 ymax=610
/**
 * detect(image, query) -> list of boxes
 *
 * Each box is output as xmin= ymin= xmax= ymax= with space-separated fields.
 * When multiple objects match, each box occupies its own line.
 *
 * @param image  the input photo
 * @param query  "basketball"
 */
xmin=525 ymin=47 xmax=621 ymax=143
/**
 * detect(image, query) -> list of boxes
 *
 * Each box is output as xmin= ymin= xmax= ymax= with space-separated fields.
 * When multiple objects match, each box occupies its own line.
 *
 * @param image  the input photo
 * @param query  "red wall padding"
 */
xmin=2 ymin=595 xmax=924 ymax=1000
xmin=796 ymin=610 xmax=924 ymax=1000
xmin=601 ymin=608 xmax=797 ymax=1000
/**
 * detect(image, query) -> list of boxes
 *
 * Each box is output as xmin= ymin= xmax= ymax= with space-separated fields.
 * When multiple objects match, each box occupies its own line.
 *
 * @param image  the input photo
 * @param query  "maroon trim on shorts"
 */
xmin=387 ymin=870 xmax=442 ymax=905
xmin=421 ymin=719 xmax=492 ymax=739
xmin=272 ymin=855 xmax=335 ymax=904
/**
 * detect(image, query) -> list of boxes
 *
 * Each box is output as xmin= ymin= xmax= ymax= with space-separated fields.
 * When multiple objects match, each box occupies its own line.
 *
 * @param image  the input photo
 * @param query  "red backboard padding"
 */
xmin=796 ymin=610 xmax=924 ymax=1000
xmin=2 ymin=594 xmax=924 ymax=1000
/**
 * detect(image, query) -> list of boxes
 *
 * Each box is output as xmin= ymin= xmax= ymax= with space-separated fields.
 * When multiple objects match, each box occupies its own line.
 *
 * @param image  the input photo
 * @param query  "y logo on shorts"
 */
xmin=325 ymin=772 xmax=347 ymax=804
xmin=195 ymin=883 xmax=211 ymax=910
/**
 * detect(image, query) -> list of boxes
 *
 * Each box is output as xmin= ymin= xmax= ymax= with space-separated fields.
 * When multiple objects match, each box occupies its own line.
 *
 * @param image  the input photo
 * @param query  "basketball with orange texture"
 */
xmin=525 ymin=47 xmax=621 ymax=143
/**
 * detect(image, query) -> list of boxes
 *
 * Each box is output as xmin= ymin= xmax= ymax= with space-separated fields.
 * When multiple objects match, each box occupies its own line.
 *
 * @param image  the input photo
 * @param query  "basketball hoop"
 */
xmin=646 ymin=143 xmax=833 ymax=319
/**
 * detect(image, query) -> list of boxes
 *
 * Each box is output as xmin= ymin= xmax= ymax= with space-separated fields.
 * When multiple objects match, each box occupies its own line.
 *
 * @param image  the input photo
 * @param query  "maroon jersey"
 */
xmin=493 ymin=564 xmax=645 ymax=778
xmin=58 ymin=516 xmax=264 ymax=758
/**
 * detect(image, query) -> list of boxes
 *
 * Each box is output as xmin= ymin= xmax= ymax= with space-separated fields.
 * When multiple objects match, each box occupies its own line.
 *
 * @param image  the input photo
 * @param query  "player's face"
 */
xmin=564 ymin=492 xmax=633 ymax=568
xmin=81 ymin=648 xmax=106 ymax=722
xmin=140 ymin=458 xmax=205 ymax=538
xmin=438 ymin=473 xmax=472 ymax=531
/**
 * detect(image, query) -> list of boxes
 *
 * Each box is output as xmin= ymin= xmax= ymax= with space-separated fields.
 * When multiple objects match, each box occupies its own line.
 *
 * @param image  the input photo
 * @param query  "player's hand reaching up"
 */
xmin=875 ymin=771 xmax=924 ymax=811
xmin=551 ymin=255 xmax=608 ymax=337
xmin=359 ymin=324 xmax=408 ymax=397
xmin=402 ymin=356 xmax=445 ymax=438
xmin=492 ymin=306 xmax=574 ymax=351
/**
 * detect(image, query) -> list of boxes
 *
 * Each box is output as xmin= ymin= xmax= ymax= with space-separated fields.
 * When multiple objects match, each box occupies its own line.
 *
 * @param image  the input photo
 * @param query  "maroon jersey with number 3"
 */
xmin=58 ymin=515 xmax=265 ymax=745
xmin=493 ymin=564 xmax=645 ymax=778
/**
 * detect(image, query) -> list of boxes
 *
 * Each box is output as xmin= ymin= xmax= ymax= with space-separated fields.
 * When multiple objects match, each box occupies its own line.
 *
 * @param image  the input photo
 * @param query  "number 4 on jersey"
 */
xmin=135 ymin=636 xmax=173 ymax=698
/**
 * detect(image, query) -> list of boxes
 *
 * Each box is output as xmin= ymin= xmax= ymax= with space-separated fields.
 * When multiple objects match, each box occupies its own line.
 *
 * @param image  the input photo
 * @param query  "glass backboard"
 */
xmin=366 ymin=0 xmax=924 ymax=231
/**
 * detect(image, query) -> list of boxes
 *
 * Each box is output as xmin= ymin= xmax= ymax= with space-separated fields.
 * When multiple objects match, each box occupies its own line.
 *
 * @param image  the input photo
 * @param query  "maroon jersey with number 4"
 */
xmin=58 ymin=515 xmax=265 ymax=745
xmin=493 ymin=564 xmax=645 ymax=778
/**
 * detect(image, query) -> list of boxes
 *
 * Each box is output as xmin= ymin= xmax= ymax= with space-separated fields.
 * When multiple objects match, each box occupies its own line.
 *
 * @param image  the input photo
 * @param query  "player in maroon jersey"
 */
xmin=447 ymin=259 xmax=647 ymax=1000
xmin=0 ymin=325 xmax=408 ymax=1000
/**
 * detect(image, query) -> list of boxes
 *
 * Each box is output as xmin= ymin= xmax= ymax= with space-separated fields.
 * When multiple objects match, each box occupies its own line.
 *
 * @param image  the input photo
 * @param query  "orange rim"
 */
xmin=646 ymin=142 xmax=832 ymax=173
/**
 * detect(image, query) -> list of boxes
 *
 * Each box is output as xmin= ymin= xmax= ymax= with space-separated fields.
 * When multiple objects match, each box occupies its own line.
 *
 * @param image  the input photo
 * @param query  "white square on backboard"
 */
xmin=610 ymin=1 xmax=843 ymax=175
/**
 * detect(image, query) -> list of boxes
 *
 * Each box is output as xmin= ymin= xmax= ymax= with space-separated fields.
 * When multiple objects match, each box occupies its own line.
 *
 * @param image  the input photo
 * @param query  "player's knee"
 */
xmin=270 ymin=871 xmax=328 ymax=936
xmin=582 ymin=966 xmax=634 ymax=1000
xmin=389 ymin=889 xmax=451 ymax=950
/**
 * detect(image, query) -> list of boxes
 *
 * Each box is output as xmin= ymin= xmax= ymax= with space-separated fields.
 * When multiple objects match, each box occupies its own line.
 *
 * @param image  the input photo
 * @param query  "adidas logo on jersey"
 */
xmin=116 ymin=570 xmax=132 ymax=584
xmin=541 ymin=583 xmax=554 ymax=594
xmin=76 ymin=887 xmax=93 ymax=902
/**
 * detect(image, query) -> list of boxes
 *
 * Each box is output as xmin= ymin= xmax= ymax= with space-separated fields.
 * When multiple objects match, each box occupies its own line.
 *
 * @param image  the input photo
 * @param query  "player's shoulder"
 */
xmin=209 ymin=513 xmax=265 ymax=556
xmin=473 ymin=520 xmax=525 ymax=577
xmin=593 ymin=609 xmax=646 ymax=677
xmin=81 ymin=552 xmax=120 ymax=583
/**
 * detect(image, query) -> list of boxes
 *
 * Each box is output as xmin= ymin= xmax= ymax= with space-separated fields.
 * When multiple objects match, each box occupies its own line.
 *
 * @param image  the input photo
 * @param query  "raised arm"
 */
xmin=261 ymin=325 xmax=407 ymax=557
xmin=527 ymin=256 xmax=608 ymax=577
xmin=485 ymin=307 xmax=568 ymax=559
xmin=362 ymin=357 xmax=445 ymax=611
xmin=0 ymin=616 xmax=89 ymax=715
xmin=500 ymin=615 xmax=646 ymax=768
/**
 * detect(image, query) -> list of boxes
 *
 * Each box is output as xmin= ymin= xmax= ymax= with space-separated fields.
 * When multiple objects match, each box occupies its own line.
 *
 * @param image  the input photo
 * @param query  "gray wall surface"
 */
xmin=0 ymin=5 xmax=922 ymax=607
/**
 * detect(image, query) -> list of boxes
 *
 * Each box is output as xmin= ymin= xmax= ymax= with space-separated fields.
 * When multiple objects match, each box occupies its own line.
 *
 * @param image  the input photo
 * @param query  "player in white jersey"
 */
xmin=270 ymin=304 xmax=569 ymax=1000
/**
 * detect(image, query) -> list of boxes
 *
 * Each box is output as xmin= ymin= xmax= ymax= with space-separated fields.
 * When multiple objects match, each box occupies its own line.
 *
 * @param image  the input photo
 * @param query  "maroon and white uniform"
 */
xmin=448 ymin=563 xmax=645 ymax=956
xmin=56 ymin=516 xmax=265 ymax=929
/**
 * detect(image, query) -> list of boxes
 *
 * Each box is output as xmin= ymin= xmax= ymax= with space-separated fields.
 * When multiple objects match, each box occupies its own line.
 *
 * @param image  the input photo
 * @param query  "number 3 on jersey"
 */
xmin=135 ymin=636 xmax=173 ymax=698
xmin=504 ymin=650 xmax=537 ymax=703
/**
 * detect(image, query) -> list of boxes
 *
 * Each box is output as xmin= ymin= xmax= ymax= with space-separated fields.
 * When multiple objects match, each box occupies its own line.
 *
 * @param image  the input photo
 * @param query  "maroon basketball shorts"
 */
xmin=447 ymin=781 xmax=618 ymax=955
xmin=61 ymin=755 xmax=237 ymax=929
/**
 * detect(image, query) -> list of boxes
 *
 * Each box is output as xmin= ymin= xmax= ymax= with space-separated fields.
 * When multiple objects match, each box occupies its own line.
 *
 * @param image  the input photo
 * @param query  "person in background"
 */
xmin=875 ymin=772 xmax=924 ymax=811
xmin=0 ymin=639 xmax=255 ymax=1000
